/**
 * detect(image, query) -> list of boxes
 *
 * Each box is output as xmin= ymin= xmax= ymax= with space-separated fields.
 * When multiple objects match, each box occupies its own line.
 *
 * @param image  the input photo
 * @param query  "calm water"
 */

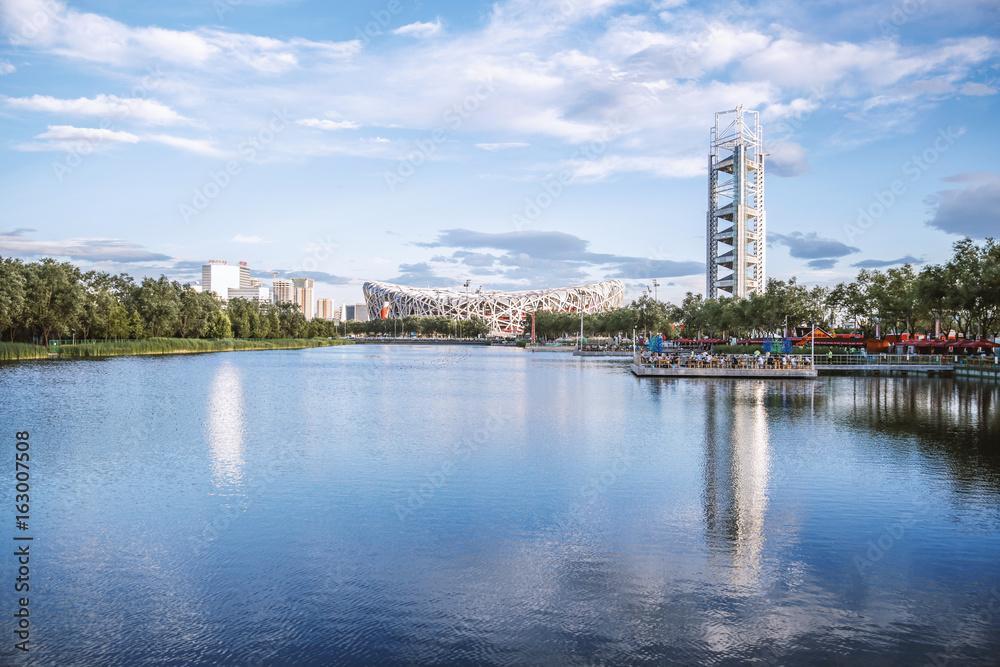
xmin=1 ymin=346 xmax=999 ymax=666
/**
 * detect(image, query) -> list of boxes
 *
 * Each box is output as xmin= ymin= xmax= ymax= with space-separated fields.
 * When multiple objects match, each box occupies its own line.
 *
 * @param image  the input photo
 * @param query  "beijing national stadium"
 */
xmin=362 ymin=280 xmax=626 ymax=336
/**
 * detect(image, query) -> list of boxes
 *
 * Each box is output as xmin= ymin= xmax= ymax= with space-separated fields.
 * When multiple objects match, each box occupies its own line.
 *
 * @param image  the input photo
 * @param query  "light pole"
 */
xmin=463 ymin=279 xmax=471 ymax=339
xmin=810 ymin=320 xmax=815 ymax=366
xmin=652 ymin=278 xmax=659 ymax=302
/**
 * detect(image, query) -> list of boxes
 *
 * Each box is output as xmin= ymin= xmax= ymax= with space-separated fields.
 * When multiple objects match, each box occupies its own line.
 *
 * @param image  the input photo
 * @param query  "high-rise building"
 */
xmin=292 ymin=278 xmax=315 ymax=319
xmin=706 ymin=106 xmax=766 ymax=299
xmin=228 ymin=286 xmax=271 ymax=303
xmin=201 ymin=260 xmax=242 ymax=300
xmin=354 ymin=302 xmax=369 ymax=322
xmin=201 ymin=260 xmax=257 ymax=301
xmin=273 ymin=279 xmax=294 ymax=305
xmin=316 ymin=298 xmax=335 ymax=320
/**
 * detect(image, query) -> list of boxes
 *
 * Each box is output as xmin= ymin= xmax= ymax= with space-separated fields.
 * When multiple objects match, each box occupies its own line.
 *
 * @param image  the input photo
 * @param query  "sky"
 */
xmin=0 ymin=0 xmax=998 ymax=306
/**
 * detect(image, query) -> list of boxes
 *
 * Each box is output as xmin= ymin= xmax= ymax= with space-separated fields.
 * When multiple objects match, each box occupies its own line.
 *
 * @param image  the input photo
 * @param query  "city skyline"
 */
xmin=0 ymin=0 xmax=997 ymax=307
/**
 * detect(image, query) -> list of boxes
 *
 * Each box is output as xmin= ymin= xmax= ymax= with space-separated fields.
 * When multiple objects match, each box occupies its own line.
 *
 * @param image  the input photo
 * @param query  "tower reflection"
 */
xmin=702 ymin=381 xmax=771 ymax=588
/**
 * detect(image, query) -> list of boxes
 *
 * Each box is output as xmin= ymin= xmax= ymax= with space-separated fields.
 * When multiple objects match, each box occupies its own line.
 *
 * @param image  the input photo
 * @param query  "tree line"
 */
xmin=2 ymin=238 xmax=995 ymax=345
xmin=526 ymin=238 xmax=999 ymax=341
xmin=0 ymin=257 xmax=342 ymax=344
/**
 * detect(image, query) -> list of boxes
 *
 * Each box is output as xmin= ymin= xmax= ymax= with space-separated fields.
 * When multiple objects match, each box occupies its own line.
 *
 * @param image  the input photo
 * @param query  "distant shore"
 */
xmin=0 ymin=338 xmax=353 ymax=361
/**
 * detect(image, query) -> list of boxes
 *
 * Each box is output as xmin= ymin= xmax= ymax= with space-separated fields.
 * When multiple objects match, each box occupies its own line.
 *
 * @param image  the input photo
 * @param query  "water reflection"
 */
xmin=702 ymin=381 xmax=771 ymax=588
xmin=206 ymin=360 xmax=246 ymax=490
xmin=841 ymin=377 xmax=1000 ymax=494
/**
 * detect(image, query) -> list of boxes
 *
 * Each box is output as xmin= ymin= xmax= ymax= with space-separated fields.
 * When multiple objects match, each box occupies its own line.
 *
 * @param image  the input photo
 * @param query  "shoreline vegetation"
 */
xmin=0 ymin=337 xmax=352 ymax=361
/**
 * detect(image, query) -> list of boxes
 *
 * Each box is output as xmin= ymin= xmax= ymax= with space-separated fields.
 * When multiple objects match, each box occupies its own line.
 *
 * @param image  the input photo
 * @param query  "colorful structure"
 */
xmin=362 ymin=280 xmax=626 ymax=336
xmin=707 ymin=106 xmax=766 ymax=299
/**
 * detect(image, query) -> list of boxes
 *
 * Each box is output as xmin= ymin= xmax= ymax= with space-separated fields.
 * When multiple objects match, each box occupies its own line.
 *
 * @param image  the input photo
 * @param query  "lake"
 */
xmin=1 ymin=345 xmax=998 ymax=665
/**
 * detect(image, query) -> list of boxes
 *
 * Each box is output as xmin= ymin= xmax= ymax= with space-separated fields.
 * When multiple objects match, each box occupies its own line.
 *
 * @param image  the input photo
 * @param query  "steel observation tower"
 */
xmin=706 ymin=106 xmax=766 ymax=299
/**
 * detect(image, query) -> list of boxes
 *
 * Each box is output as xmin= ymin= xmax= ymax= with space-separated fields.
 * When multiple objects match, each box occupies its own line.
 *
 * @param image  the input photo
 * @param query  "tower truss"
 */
xmin=706 ymin=106 xmax=765 ymax=299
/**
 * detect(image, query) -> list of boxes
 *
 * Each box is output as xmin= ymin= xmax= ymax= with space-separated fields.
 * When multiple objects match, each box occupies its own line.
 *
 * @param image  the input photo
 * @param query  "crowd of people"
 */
xmin=638 ymin=348 xmax=813 ymax=370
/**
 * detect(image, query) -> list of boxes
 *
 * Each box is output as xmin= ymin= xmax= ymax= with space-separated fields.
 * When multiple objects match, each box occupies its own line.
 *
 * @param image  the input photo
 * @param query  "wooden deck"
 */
xmin=631 ymin=363 xmax=817 ymax=378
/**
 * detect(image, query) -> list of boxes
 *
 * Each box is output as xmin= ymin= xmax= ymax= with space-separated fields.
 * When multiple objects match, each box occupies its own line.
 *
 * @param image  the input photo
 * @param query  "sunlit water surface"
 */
xmin=1 ymin=346 xmax=998 ymax=666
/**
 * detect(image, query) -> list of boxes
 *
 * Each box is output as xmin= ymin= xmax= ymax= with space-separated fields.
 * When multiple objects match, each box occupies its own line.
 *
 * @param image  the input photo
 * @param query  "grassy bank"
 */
xmin=0 ymin=342 xmax=51 ymax=361
xmin=57 ymin=337 xmax=352 ymax=358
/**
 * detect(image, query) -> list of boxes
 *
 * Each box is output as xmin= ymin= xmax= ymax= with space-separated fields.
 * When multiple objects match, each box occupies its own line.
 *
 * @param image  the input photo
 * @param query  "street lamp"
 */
xmin=463 ymin=279 xmax=471 ymax=339
xmin=652 ymin=278 xmax=659 ymax=302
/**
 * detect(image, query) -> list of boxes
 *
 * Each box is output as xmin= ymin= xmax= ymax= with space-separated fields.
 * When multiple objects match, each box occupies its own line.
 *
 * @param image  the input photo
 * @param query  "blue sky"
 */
xmin=0 ymin=0 xmax=997 ymax=305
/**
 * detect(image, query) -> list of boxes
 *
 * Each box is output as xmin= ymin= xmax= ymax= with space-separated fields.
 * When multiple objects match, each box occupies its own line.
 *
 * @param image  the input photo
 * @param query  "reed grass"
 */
xmin=57 ymin=337 xmax=351 ymax=358
xmin=0 ymin=342 xmax=51 ymax=361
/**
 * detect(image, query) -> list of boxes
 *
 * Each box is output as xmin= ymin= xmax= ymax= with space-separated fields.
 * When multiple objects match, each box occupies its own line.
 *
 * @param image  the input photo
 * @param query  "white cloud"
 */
xmin=0 ymin=0 xmax=360 ymax=73
xmin=568 ymin=155 xmax=704 ymax=181
xmin=960 ymin=82 xmax=997 ymax=95
xmin=1 ymin=0 xmax=996 ymax=183
xmin=766 ymin=140 xmax=810 ymax=177
xmin=392 ymin=19 xmax=443 ymax=39
xmin=0 ymin=60 xmax=13 ymax=75
xmin=476 ymin=142 xmax=530 ymax=150
xmin=145 ymin=134 xmax=226 ymax=157
xmin=0 ymin=229 xmax=171 ymax=262
xmin=36 ymin=125 xmax=140 ymax=143
xmin=3 ymin=94 xmax=185 ymax=125
xmin=233 ymin=234 xmax=267 ymax=244
xmin=296 ymin=118 xmax=360 ymax=131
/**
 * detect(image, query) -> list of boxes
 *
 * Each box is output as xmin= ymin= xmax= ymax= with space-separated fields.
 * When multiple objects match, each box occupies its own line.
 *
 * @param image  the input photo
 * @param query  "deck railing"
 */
xmin=811 ymin=354 xmax=949 ymax=366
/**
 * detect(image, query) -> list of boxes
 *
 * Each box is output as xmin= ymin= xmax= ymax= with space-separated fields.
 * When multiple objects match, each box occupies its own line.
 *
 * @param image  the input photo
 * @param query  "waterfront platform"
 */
xmin=573 ymin=350 xmax=633 ymax=357
xmin=631 ymin=363 xmax=817 ymax=378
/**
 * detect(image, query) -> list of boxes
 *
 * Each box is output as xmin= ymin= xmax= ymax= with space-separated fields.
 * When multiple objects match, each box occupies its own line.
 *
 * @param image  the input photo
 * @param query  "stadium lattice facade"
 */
xmin=362 ymin=280 xmax=626 ymax=336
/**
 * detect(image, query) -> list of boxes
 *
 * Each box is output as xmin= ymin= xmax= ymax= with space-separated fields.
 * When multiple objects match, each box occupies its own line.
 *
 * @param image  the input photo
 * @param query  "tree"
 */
xmin=0 ymin=257 xmax=26 ymax=341
xmin=135 ymin=276 xmax=181 ymax=337
xmin=22 ymin=258 xmax=84 ymax=345
xmin=129 ymin=310 xmax=147 ymax=339
xmin=178 ymin=289 xmax=219 ymax=338
xmin=79 ymin=271 xmax=118 ymax=340
xmin=108 ymin=303 xmax=131 ymax=340
xmin=208 ymin=311 xmax=233 ymax=338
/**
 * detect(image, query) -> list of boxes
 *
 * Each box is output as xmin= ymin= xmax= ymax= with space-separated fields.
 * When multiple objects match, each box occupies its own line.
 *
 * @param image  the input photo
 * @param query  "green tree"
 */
xmin=129 ymin=310 xmax=147 ymax=339
xmin=22 ymin=258 xmax=84 ymax=344
xmin=135 ymin=276 xmax=182 ymax=337
xmin=208 ymin=311 xmax=233 ymax=338
xmin=0 ymin=257 xmax=27 ymax=341
xmin=108 ymin=303 xmax=131 ymax=340
xmin=178 ymin=289 xmax=220 ymax=338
